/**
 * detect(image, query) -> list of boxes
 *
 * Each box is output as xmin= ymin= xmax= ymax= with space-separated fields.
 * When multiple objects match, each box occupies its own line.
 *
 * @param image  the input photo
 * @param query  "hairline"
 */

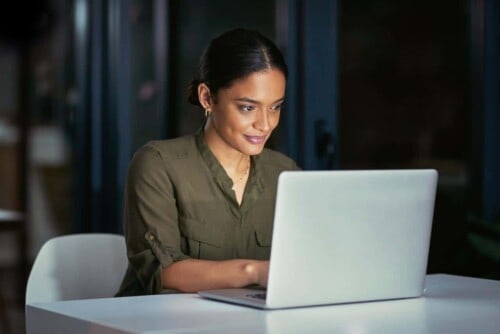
xmin=208 ymin=67 xmax=286 ymax=102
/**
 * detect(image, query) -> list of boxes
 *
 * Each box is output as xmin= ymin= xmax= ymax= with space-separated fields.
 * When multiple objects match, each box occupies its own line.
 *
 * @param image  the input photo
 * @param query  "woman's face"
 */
xmin=205 ymin=69 xmax=286 ymax=156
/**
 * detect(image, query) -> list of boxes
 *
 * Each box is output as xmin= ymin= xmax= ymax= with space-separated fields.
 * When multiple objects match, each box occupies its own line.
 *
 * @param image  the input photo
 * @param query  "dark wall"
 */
xmin=340 ymin=0 xmax=470 ymax=169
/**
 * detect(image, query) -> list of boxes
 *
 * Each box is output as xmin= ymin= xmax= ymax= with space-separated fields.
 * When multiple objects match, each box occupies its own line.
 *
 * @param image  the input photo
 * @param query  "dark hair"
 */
xmin=187 ymin=28 xmax=288 ymax=107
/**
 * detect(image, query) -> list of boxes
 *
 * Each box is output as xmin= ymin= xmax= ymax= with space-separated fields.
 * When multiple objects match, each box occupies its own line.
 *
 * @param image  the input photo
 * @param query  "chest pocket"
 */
xmin=252 ymin=221 xmax=272 ymax=260
xmin=246 ymin=195 xmax=274 ymax=260
xmin=179 ymin=216 xmax=226 ymax=260
xmin=254 ymin=224 xmax=272 ymax=247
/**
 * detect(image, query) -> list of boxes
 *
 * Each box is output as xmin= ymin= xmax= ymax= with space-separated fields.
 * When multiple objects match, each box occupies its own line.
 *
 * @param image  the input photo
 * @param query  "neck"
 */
xmin=203 ymin=120 xmax=250 ymax=174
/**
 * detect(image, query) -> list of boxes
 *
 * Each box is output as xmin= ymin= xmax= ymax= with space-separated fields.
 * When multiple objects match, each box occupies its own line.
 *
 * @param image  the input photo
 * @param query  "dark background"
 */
xmin=0 ymin=0 xmax=498 ymax=332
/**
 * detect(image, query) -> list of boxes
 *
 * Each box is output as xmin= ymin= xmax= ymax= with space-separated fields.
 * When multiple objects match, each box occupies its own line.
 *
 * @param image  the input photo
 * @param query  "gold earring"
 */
xmin=205 ymin=109 xmax=211 ymax=117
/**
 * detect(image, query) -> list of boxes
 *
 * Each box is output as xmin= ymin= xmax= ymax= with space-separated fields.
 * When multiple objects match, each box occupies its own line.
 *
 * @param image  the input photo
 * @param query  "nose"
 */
xmin=254 ymin=109 xmax=270 ymax=132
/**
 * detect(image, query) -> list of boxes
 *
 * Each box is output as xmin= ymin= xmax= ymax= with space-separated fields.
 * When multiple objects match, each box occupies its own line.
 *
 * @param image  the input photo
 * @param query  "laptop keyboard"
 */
xmin=246 ymin=293 xmax=267 ymax=300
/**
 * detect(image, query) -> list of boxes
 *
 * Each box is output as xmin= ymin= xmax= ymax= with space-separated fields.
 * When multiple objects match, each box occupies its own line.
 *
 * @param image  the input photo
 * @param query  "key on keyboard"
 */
xmin=246 ymin=293 xmax=266 ymax=300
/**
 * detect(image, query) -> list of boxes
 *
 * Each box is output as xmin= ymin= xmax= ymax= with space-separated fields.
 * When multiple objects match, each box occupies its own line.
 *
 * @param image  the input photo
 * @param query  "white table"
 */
xmin=26 ymin=274 xmax=500 ymax=334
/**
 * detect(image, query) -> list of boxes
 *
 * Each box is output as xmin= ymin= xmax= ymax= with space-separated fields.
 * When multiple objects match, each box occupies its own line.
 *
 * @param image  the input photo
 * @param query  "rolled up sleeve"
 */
xmin=120 ymin=145 xmax=189 ymax=295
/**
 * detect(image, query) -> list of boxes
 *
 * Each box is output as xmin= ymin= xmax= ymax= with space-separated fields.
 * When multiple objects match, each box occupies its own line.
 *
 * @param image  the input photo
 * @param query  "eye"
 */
xmin=270 ymin=103 xmax=283 ymax=112
xmin=238 ymin=104 xmax=255 ymax=113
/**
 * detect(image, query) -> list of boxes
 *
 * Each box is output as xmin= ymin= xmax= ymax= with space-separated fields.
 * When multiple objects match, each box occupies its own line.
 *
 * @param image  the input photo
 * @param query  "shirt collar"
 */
xmin=195 ymin=126 xmax=231 ymax=187
xmin=195 ymin=126 xmax=265 ymax=198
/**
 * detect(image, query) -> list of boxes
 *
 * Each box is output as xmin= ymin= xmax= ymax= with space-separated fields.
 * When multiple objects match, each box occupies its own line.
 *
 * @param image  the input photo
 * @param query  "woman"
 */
xmin=116 ymin=28 xmax=300 ymax=296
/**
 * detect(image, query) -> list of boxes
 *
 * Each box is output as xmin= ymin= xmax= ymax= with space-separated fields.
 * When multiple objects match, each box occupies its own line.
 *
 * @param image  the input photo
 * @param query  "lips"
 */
xmin=244 ymin=135 xmax=267 ymax=145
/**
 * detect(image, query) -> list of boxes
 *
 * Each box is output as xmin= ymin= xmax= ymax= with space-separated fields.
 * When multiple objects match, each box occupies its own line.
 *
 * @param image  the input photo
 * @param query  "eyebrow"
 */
xmin=233 ymin=97 xmax=285 ymax=104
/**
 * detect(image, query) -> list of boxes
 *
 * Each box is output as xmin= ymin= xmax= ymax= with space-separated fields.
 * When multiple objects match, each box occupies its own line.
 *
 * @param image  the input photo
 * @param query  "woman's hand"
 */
xmin=162 ymin=259 xmax=270 ymax=292
xmin=244 ymin=260 xmax=269 ymax=287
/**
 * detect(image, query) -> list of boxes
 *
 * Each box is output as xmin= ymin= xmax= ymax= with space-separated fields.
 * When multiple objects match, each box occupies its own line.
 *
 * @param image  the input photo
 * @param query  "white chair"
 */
xmin=25 ymin=233 xmax=128 ymax=304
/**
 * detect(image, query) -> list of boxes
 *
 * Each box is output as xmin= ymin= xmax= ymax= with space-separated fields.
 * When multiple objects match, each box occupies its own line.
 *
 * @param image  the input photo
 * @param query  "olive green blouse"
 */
xmin=116 ymin=128 xmax=300 ymax=296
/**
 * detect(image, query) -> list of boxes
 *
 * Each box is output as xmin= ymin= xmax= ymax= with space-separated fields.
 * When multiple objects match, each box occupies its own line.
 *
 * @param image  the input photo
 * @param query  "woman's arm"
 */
xmin=162 ymin=259 xmax=269 ymax=292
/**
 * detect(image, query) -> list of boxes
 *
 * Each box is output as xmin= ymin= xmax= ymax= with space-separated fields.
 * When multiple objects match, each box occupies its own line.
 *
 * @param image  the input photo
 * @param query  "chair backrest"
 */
xmin=26 ymin=233 xmax=128 ymax=304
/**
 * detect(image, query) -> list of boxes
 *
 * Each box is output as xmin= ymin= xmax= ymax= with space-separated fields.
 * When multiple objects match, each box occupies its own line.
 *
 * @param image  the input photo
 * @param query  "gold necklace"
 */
xmin=233 ymin=158 xmax=250 ymax=184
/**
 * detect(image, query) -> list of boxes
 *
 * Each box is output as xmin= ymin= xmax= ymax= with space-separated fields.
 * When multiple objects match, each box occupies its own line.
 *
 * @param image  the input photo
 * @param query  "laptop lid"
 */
xmin=199 ymin=169 xmax=438 ymax=309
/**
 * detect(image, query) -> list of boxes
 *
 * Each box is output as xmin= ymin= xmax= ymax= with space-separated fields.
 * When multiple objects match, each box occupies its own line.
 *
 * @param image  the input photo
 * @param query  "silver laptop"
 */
xmin=198 ymin=169 xmax=438 ymax=309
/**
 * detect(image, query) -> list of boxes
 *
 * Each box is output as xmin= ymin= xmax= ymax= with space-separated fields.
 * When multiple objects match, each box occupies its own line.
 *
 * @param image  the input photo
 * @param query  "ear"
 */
xmin=198 ymin=83 xmax=213 ymax=110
